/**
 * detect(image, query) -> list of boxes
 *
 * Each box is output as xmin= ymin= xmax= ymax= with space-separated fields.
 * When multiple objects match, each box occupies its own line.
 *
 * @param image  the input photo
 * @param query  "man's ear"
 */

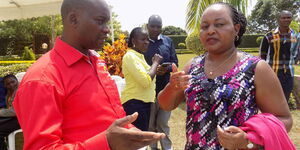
xmin=68 ymin=11 xmax=78 ymax=28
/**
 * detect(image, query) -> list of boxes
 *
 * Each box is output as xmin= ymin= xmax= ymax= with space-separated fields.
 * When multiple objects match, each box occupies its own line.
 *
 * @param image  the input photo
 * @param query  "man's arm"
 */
xmin=259 ymin=35 xmax=269 ymax=60
xmin=167 ymin=38 xmax=179 ymax=72
xmin=13 ymin=81 xmax=111 ymax=150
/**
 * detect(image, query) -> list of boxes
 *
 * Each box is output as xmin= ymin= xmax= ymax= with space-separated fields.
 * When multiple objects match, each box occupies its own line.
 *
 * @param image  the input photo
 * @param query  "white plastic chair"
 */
xmin=7 ymin=129 xmax=22 ymax=150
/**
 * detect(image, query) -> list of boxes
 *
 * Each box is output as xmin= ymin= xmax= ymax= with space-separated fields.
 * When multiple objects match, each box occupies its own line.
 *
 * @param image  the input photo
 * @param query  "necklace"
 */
xmin=207 ymin=51 xmax=236 ymax=75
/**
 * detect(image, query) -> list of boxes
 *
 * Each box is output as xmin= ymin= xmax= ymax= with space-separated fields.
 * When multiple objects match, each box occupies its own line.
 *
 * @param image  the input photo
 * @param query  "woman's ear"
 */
xmin=132 ymin=38 xmax=136 ymax=48
xmin=234 ymin=24 xmax=241 ymax=36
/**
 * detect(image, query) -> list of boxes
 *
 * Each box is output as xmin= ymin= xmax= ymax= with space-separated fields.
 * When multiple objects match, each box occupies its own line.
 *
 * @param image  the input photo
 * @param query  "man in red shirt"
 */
xmin=13 ymin=0 xmax=165 ymax=149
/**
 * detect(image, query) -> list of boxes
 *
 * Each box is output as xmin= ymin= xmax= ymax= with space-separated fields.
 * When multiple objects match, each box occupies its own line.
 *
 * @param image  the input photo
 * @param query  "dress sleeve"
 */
xmin=122 ymin=53 xmax=153 ymax=88
xmin=13 ymin=81 xmax=111 ymax=150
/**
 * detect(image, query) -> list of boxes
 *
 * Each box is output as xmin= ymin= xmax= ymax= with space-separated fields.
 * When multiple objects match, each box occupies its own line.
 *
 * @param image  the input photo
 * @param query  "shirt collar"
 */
xmin=149 ymin=34 xmax=162 ymax=43
xmin=54 ymin=37 xmax=93 ymax=66
xmin=128 ymin=49 xmax=145 ymax=58
xmin=274 ymin=27 xmax=292 ymax=34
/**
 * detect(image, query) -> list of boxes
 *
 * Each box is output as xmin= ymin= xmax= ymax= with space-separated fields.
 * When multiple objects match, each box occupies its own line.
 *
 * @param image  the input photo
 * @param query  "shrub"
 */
xmin=100 ymin=34 xmax=128 ymax=77
xmin=256 ymin=36 xmax=264 ymax=45
xmin=168 ymin=35 xmax=187 ymax=49
xmin=178 ymin=43 xmax=186 ymax=49
xmin=22 ymin=46 xmax=36 ymax=60
xmin=0 ymin=63 xmax=31 ymax=77
xmin=239 ymin=34 xmax=264 ymax=48
xmin=185 ymin=32 xmax=204 ymax=55
xmin=176 ymin=49 xmax=193 ymax=54
xmin=288 ymin=93 xmax=297 ymax=110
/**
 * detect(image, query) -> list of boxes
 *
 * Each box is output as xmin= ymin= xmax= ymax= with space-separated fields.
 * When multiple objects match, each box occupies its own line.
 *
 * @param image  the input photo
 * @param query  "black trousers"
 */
xmin=0 ymin=117 xmax=20 ymax=150
xmin=278 ymin=74 xmax=294 ymax=102
xmin=122 ymin=99 xmax=152 ymax=131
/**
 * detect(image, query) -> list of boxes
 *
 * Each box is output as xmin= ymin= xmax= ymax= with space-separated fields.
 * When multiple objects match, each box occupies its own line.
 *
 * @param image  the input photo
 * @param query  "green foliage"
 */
xmin=22 ymin=46 xmax=36 ymax=60
xmin=288 ymin=94 xmax=298 ymax=110
xmin=248 ymin=0 xmax=300 ymax=34
xmin=178 ymin=43 xmax=186 ymax=49
xmin=290 ymin=21 xmax=300 ymax=32
xmin=162 ymin=26 xmax=187 ymax=35
xmin=168 ymin=35 xmax=187 ymax=49
xmin=107 ymin=12 xmax=126 ymax=42
xmin=176 ymin=49 xmax=193 ymax=54
xmin=185 ymin=32 xmax=204 ymax=55
xmin=0 ymin=64 xmax=31 ymax=77
xmin=0 ymin=15 xmax=63 ymax=56
xmin=239 ymin=34 xmax=264 ymax=48
xmin=186 ymin=0 xmax=249 ymax=33
xmin=256 ymin=36 xmax=264 ymax=45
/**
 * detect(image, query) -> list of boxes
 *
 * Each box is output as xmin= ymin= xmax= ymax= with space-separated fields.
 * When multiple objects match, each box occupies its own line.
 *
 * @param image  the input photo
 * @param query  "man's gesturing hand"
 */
xmin=106 ymin=112 xmax=166 ymax=150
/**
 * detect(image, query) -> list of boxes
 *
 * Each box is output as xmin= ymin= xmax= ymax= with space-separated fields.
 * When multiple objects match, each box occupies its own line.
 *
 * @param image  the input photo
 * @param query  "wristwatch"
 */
xmin=247 ymin=140 xmax=254 ymax=149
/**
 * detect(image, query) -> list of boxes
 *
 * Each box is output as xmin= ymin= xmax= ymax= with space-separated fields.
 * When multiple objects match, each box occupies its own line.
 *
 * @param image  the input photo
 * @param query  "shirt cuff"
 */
xmin=84 ymin=131 xmax=111 ymax=150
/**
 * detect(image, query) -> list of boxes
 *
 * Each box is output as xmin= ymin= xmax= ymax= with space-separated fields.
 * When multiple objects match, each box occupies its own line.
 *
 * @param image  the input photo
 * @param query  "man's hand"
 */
xmin=106 ymin=112 xmax=166 ymax=150
xmin=156 ymin=65 xmax=168 ymax=76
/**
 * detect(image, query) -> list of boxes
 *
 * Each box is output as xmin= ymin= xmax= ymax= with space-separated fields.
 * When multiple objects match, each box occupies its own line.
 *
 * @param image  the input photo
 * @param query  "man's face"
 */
xmin=147 ymin=22 xmax=162 ymax=39
xmin=77 ymin=0 xmax=110 ymax=50
xmin=278 ymin=13 xmax=292 ymax=28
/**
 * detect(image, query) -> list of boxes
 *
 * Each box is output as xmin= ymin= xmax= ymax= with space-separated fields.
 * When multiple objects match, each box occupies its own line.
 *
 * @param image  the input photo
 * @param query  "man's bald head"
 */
xmin=60 ymin=0 xmax=110 ymax=52
xmin=148 ymin=15 xmax=162 ymax=26
xmin=61 ymin=0 xmax=109 ymax=20
xmin=278 ymin=10 xmax=292 ymax=18
xmin=277 ymin=10 xmax=293 ymax=29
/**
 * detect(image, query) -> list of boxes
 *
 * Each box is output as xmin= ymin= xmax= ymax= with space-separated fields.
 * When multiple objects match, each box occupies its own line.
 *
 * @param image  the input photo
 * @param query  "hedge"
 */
xmin=239 ymin=34 xmax=264 ymax=48
xmin=0 ymin=64 xmax=32 ymax=77
xmin=176 ymin=49 xmax=193 ymax=54
xmin=168 ymin=34 xmax=264 ymax=50
xmin=168 ymin=35 xmax=187 ymax=49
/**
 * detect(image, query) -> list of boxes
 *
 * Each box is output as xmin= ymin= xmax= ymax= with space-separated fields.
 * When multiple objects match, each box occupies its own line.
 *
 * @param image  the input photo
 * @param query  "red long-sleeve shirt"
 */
xmin=13 ymin=38 xmax=130 ymax=150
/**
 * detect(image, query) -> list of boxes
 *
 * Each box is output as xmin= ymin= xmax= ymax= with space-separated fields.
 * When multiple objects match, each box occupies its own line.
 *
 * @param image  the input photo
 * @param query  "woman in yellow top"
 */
xmin=121 ymin=27 xmax=162 ymax=131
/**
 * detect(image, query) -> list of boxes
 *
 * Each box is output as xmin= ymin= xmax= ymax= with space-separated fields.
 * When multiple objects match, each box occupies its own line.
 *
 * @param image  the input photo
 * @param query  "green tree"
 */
xmin=0 ymin=15 xmax=63 ymax=56
xmin=162 ymin=26 xmax=187 ymax=35
xmin=248 ymin=0 xmax=300 ymax=33
xmin=186 ymin=0 xmax=249 ymax=34
xmin=289 ymin=21 xmax=299 ymax=32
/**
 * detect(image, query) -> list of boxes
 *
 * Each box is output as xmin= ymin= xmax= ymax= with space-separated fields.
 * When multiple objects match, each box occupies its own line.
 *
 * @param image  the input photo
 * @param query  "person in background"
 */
xmin=12 ymin=0 xmax=165 ymax=150
xmin=158 ymin=2 xmax=293 ymax=150
xmin=0 ymin=77 xmax=6 ymax=108
xmin=0 ymin=74 xmax=20 ymax=150
xmin=260 ymin=10 xmax=300 ymax=102
xmin=121 ymin=27 xmax=162 ymax=131
xmin=144 ymin=15 xmax=178 ymax=150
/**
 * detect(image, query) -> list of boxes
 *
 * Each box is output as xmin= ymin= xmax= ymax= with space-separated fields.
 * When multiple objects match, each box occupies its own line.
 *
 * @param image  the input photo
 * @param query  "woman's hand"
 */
xmin=152 ymin=54 xmax=163 ymax=65
xmin=217 ymin=125 xmax=249 ymax=150
xmin=169 ymin=63 xmax=191 ymax=90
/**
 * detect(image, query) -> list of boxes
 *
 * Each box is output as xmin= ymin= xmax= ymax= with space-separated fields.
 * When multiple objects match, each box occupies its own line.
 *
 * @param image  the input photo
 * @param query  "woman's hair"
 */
xmin=128 ymin=27 xmax=144 ymax=48
xmin=3 ymin=74 xmax=17 ymax=83
xmin=209 ymin=2 xmax=247 ymax=47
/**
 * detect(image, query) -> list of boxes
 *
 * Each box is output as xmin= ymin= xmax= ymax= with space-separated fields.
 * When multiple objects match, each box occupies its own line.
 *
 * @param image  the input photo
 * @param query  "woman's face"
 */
xmin=133 ymin=31 xmax=150 ymax=53
xmin=199 ymin=5 xmax=240 ymax=53
xmin=4 ymin=77 xmax=18 ymax=91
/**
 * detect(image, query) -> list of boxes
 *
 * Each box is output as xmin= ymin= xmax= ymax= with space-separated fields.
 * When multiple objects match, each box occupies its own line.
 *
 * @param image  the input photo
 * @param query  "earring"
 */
xmin=133 ymin=43 xmax=135 ymax=47
xmin=235 ymin=35 xmax=239 ymax=41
